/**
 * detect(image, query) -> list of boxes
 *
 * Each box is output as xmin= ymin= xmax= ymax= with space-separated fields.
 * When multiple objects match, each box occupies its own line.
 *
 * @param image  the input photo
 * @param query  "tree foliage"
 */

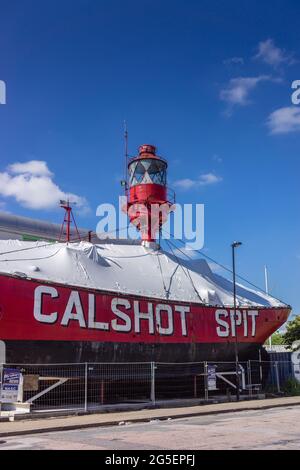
xmin=282 ymin=316 xmax=300 ymax=347
xmin=265 ymin=332 xmax=285 ymax=345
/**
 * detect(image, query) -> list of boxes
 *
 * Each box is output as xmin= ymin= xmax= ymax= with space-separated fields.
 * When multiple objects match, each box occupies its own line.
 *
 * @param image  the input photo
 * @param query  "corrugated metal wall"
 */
xmin=266 ymin=351 xmax=294 ymax=387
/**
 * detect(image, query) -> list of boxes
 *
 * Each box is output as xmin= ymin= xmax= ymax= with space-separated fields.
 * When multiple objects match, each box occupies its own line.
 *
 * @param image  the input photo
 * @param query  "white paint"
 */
xmin=111 ymin=298 xmax=131 ymax=332
xmin=248 ymin=310 xmax=259 ymax=336
xmin=155 ymin=304 xmax=173 ymax=335
xmin=216 ymin=308 xmax=259 ymax=338
xmin=134 ymin=301 xmax=154 ymax=334
xmin=34 ymin=285 xmax=58 ymax=323
xmin=61 ymin=291 xmax=86 ymax=327
xmin=88 ymin=293 xmax=109 ymax=330
xmin=216 ymin=309 xmax=229 ymax=337
xmin=243 ymin=310 xmax=248 ymax=337
xmin=175 ymin=305 xmax=189 ymax=336
xmin=230 ymin=310 xmax=242 ymax=337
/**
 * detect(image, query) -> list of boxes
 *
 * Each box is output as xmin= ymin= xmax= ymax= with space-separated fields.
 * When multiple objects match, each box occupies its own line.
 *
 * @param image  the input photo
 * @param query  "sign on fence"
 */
xmin=0 ymin=368 xmax=23 ymax=403
xmin=291 ymin=346 xmax=300 ymax=383
xmin=207 ymin=365 xmax=217 ymax=391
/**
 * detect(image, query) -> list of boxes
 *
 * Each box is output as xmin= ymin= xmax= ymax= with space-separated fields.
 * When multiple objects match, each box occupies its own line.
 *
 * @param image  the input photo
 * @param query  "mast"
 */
xmin=124 ymin=120 xmax=128 ymax=193
xmin=59 ymin=200 xmax=81 ymax=242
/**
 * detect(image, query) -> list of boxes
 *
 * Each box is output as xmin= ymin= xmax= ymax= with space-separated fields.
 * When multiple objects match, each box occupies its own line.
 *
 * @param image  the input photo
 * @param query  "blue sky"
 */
xmin=0 ymin=0 xmax=299 ymax=316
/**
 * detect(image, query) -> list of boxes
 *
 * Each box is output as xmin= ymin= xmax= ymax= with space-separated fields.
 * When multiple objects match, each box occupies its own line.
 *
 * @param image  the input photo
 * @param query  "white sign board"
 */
xmin=1 ymin=368 xmax=23 ymax=403
xmin=291 ymin=350 xmax=300 ymax=383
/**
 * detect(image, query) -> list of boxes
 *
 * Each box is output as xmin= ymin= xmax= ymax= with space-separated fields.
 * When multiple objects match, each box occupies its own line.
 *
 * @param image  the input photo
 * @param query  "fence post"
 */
xmin=204 ymin=361 xmax=208 ymax=401
xmin=258 ymin=349 xmax=263 ymax=383
xmin=84 ymin=362 xmax=88 ymax=412
xmin=274 ymin=361 xmax=281 ymax=393
xmin=150 ymin=362 xmax=156 ymax=404
xmin=247 ymin=360 xmax=252 ymax=398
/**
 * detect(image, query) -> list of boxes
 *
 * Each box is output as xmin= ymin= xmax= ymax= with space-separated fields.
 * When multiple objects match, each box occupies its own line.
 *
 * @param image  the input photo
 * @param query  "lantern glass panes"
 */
xmin=129 ymin=159 xmax=167 ymax=186
xmin=148 ymin=160 xmax=166 ymax=185
xmin=129 ymin=161 xmax=144 ymax=186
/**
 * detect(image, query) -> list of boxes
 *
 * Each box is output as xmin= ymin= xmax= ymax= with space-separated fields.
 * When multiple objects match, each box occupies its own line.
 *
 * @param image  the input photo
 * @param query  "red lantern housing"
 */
xmin=125 ymin=144 xmax=175 ymax=242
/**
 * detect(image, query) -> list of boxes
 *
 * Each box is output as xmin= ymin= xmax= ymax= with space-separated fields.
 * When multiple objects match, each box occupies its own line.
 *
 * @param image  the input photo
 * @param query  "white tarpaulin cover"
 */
xmin=0 ymin=239 xmax=286 ymax=308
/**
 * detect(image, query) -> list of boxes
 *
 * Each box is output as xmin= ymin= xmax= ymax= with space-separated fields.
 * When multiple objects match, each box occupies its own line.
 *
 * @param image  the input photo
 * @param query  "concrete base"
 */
xmin=0 ymin=402 xmax=30 ymax=416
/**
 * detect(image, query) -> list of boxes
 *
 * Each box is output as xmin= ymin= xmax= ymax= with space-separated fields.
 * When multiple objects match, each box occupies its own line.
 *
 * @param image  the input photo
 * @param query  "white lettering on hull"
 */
xmin=88 ymin=293 xmax=109 ymax=331
xmin=61 ymin=291 xmax=86 ymax=328
xmin=215 ymin=309 xmax=259 ymax=338
xmin=111 ymin=298 xmax=131 ymax=332
xmin=34 ymin=286 xmax=58 ymax=324
xmin=134 ymin=301 xmax=154 ymax=334
xmin=33 ymin=286 xmax=260 ymax=339
xmin=33 ymin=286 xmax=190 ymax=336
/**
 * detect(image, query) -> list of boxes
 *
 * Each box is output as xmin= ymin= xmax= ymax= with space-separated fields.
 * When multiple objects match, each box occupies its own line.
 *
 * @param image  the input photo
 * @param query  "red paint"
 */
xmin=138 ymin=144 xmax=158 ymax=157
xmin=126 ymin=144 xmax=174 ymax=242
xmin=128 ymin=184 xmax=168 ymax=205
xmin=59 ymin=201 xmax=81 ymax=242
xmin=0 ymin=274 xmax=290 ymax=344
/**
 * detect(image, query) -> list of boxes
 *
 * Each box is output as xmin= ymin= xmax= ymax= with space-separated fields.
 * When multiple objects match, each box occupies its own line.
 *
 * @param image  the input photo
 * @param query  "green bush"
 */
xmin=283 ymin=378 xmax=300 ymax=396
xmin=282 ymin=316 xmax=300 ymax=347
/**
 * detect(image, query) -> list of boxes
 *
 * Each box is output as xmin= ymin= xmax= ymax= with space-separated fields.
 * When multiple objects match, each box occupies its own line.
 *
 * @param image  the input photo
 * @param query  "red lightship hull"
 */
xmin=0 ymin=274 xmax=290 ymax=364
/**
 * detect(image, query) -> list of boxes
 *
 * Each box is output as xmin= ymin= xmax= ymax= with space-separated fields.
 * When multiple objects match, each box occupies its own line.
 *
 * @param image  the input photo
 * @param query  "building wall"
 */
xmin=0 ymin=211 xmax=90 ymax=243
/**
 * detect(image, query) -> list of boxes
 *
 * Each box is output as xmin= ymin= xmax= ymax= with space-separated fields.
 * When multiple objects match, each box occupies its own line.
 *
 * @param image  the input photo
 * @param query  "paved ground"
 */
xmin=0 ymin=406 xmax=299 ymax=450
xmin=1 ymin=396 xmax=300 ymax=437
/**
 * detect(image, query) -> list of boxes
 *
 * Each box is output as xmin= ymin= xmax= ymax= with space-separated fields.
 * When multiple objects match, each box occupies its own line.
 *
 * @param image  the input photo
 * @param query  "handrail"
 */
xmin=128 ymin=155 xmax=168 ymax=165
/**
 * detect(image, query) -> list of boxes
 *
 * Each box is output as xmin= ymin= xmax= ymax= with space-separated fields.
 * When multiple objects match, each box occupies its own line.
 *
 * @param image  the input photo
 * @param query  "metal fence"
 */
xmin=1 ymin=359 xmax=299 ymax=413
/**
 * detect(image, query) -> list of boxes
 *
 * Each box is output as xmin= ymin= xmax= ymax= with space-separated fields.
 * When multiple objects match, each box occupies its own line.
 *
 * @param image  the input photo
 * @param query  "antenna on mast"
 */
xmin=121 ymin=120 xmax=128 ymax=193
xmin=59 ymin=199 xmax=81 ymax=243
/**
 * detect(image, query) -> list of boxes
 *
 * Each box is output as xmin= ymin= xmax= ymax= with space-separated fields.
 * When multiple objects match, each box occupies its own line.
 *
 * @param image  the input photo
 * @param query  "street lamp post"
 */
xmin=232 ymin=241 xmax=242 ymax=401
xmin=264 ymin=265 xmax=272 ymax=349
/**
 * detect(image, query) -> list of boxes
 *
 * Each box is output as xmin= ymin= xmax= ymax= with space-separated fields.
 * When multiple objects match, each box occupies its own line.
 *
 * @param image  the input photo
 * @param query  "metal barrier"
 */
xmin=248 ymin=360 xmax=297 ymax=395
xmin=154 ymin=362 xmax=206 ymax=400
xmin=86 ymin=362 xmax=152 ymax=409
xmin=1 ymin=359 xmax=299 ymax=412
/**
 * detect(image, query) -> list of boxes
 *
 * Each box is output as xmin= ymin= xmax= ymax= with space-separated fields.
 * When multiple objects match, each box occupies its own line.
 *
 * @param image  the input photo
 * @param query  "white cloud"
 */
xmin=0 ymin=201 xmax=8 ymax=212
xmin=223 ymin=57 xmax=244 ymax=66
xmin=254 ymin=39 xmax=295 ymax=68
xmin=220 ymin=75 xmax=271 ymax=108
xmin=212 ymin=154 xmax=222 ymax=163
xmin=266 ymin=106 xmax=300 ymax=134
xmin=0 ymin=161 xmax=89 ymax=212
xmin=8 ymin=160 xmax=52 ymax=177
xmin=173 ymin=178 xmax=196 ymax=190
xmin=174 ymin=173 xmax=222 ymax=190
xmin=199 ymin=173 xmax=222 ymax=185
